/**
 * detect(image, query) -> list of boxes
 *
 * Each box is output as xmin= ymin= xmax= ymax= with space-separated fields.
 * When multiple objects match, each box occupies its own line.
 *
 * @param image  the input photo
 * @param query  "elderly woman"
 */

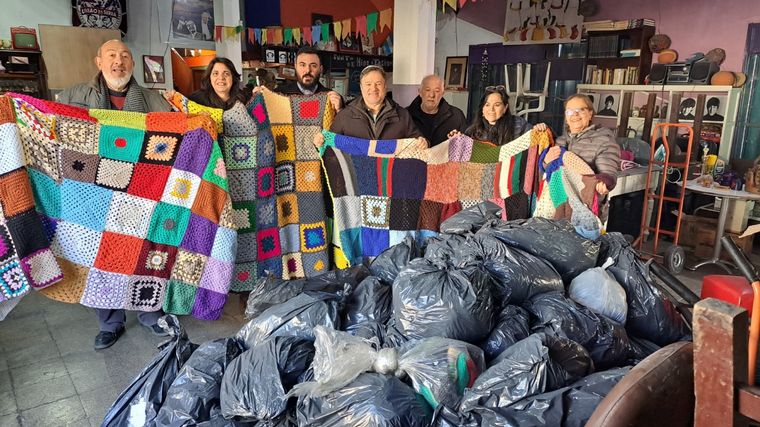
xmin=327 ymin=65 xmax=424 ymax=145
xmin=449 ymin=85 xmax=546 ymax=144
xmin=549 ymin=93 xmax=620 ymax=196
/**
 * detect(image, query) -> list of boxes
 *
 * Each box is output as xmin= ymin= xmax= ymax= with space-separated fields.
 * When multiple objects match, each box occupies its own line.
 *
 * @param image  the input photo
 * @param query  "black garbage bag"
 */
xmin=236 ymin=290 xmax=343 ymax=349
xmin=369 ymin=237 xmax=421 ymax=285
xmin=153 ymin=337 xmax=245 ymax=426
xmin=479 ymin=305 xmax=531 ymax=364
xmin=434 ymin=366 xmax=631 ymax=427
xmin=296 ymin=372 xmax=432 ymax=427
xmin=459 ymin=333 xmax=593 ymax=412
xmin=220 ymin=336 xmax=315 ymax=422
xmin=424 ymin=233 xmax=469 ymax=264
xmin=344 ymin=276 xmax=392 ymax=330
xmin=102 ymin=315 xmax=197 ymax=427
xmin=244 ymin=266 xmax=367 ymax=319
xmin=598 ymin=233 xmax=690 ymax=345
xmin=439 ymin=201 xmax=503 ymax=235
xmin=383 ymin=316 xmax=409 ymax=348
xmin=393 ymin=258 xmax=495 ymax=343
xmin=525 ymin=292 xmax=632 ymax=370
xmin=627 ymin=336 xmax=661 ymax=364
xmin=482 ymin=217 xmax=599 ymax=282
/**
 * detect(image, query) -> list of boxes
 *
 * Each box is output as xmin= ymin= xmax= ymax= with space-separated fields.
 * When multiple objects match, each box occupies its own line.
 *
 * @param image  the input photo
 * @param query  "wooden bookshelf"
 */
xmin=584 ymin=26 xmax=655 ymax=85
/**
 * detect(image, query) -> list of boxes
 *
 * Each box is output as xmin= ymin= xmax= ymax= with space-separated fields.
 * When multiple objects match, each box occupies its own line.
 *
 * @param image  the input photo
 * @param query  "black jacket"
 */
xmin=274 ymin=81 xmax=332 ymax=95
xmin=330 ymin=97 xmax=422 ymax=140
xmin=406 ymin=96 xmax=467 ymax=146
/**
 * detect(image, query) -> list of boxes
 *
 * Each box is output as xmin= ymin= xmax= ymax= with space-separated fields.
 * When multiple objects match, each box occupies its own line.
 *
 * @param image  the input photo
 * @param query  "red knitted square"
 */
xmin=127 ymin=163 xmax=172 ymax=201
xmin=191 ymin=180 xmax=226 ymax=223
xmin=423 ymin=163 xmax=459 ymax=203
xmin=0 ymin=96 xmax=15 ymax=124
xmin=146 ymin=112 xmax=188 ymax=134
xmin=418 ymin=200 xmax=443 ymax=232
xmin=298 ymin=99 xmax=320 ymax=119
xmin=45 ymin=102 xmax=95 ymax=122
xmin=94 ymin=231 xmax=143 ymax=274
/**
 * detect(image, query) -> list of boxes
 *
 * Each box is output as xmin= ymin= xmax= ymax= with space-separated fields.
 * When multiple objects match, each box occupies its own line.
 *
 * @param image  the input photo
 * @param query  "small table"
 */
xmin=685 ymin=180 xmax=760 ymax=272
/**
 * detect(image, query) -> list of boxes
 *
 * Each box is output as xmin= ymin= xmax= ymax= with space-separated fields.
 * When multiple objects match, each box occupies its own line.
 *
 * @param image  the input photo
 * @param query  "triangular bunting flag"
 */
xmin=355 ymin=15 xmax=367 ymax=37
xmin=459 ymin=0 xmax=467 ymax=6
xmin=267 ymin=28 xmax=274 ymax=44
xmin=342 ymin=18 xmax=352 ymax=39
xmin=293 ymin=27 xmax=301 ymax=44
xmin=225 ymin=26 xmax=236 ymax=39
xmin=379 ymin=9 xmax=393 ymax=31
xmin=254 ymin=28 xmax=262 ymax=44
xmin=312 ymin=24 xmax=321 ymax=44
xmin=442 ymin=0 xmax=457 ymax=12
xmin=367 ymin=12 xmax=378 ymax=35
xmin=333 ymin=21 xmax=343 ymax=41
xmin=274 ymin=28 xmax=283 ymax=45
xmin=215 ymin=26 xmax=222 ymax=42
xmin=321 ymin=23 xmax=329 ymax=42
xmin=284 ymin=28 xmax=293 ymax=44
xmin=303 ymin=26 xmax=312 ymax=45
xmin=247 ymin=28 xmax=255 ymax=44
xmin=261 ymin=28 xmax=268 ymax=44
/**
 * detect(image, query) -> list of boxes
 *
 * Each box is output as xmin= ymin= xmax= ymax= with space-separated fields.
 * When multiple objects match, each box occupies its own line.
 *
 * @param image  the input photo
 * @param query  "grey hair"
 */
xmin=360 ymin=65 xmax=386 ymax=82
xmin=97 ymin=39 xmax=129 ymax=57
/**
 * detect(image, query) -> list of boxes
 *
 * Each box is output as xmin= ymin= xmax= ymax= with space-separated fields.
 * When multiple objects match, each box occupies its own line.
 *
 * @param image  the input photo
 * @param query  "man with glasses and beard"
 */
xmin=256 ymin=46 xmax=343 ymax=112
xmin=58 ymin=39 xmax=172 ymax=350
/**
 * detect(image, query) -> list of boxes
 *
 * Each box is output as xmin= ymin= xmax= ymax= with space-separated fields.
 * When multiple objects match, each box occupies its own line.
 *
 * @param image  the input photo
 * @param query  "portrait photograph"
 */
xmin=678 ymin=97 xmax=697 ymax=120
xmin=445 ymin=56 xmax=468 ymax=90
xmin=702 ymin=95 xmax=727 ymax=122
xmin=597 ymin=93 xmax=619 ymax=117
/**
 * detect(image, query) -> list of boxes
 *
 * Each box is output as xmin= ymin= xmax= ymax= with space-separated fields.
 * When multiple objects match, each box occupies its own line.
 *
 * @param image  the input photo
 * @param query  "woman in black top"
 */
xmin=188 ymin=57 xmax=250 ymax=110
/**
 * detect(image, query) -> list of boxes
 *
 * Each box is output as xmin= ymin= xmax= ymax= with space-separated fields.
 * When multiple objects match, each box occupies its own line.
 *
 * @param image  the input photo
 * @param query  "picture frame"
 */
xmin=338 ymin=34 xmax=361 ymax=54
xmin=444 ymin=56 xmax=468 ymax=90
xmin=597 ymin=93 xmax=619 ymax=117
xmin=143 ymin=55 xmax=165 ymax=84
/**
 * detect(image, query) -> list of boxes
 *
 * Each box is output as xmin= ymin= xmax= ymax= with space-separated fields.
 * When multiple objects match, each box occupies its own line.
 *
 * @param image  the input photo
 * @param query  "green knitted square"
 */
xmin=28 ymin=167 xmax=60 ymax=218
xmin=89 ymin=109 xmax=147 ymax=130
xmin=163 ymin=279 xmax=197 ymax=314
xmin=222 ymin=135 xmax=257 ymax=170
xmin=99 ymin=125 xmax=145 ymax=163
xmin=549 ymin=169 xmax=568 ymax=208
xmin=469 ymin=142 xmax=501 ymax=163
xmin=147 ymin=202 xmax=191 ymax=246
xmin=202 ymin=142 xmax=227 ymax=191
xmin=231 ymin=200 xmax=256 ymax=233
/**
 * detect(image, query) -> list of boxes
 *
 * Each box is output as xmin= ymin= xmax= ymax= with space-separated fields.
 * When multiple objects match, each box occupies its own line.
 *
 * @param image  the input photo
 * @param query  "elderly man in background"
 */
xmin=406 ymin=75 xmax=466 ymax=147
xmin=58 ymin=39 xmax=171 ymax=350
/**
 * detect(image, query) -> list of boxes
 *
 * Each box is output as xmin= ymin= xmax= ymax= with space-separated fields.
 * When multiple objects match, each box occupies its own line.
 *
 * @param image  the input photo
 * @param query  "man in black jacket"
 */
xmin=267 ymin=46 xmax=343 ymax=112
xmin=406 ymin=75 xmax=467 ymax=147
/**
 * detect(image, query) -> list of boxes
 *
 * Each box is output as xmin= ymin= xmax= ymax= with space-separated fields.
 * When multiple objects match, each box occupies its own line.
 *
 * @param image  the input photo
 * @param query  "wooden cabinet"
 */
xmin=577 ymin=84 xmax=741 ymax=159
xmin=584 ymin=26 xmax=655 ymax=85
xmin=0 ymin=50 xmax=48 ymax=99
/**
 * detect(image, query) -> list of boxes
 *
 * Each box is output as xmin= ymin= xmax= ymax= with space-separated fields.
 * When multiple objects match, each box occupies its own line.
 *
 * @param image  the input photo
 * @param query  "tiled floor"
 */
xmin=0 ymin=251 xmax=730 ymax=427
xmin=0 ymin=292 xmax=246 ymax=427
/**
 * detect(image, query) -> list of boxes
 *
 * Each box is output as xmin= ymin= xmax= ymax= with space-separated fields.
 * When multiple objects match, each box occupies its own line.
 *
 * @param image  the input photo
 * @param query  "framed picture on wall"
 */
xmin=338 ymin=34 xmax=361 ymax=54
xmin=444 ymin=56 xmax=468 ymax=90
xmin=597 ymin=93 xmax=620 ymax=117
xmin=143 ymin=55 xmax=165 ymax=84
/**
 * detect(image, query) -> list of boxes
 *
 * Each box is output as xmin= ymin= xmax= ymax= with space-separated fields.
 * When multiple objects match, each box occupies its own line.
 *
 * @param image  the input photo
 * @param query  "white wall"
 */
xmin=0 ymin=0 xmax=71 ymax=39
xmin=434 ymin=12 xmax=501 ymax=113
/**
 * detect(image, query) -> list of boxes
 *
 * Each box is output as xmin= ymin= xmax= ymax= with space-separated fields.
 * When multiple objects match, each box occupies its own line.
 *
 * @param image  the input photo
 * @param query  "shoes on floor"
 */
xmin=94 ymin=326 xmax=125 ymax=350
xmin=143 ymin=322 xmax=169 ymax=337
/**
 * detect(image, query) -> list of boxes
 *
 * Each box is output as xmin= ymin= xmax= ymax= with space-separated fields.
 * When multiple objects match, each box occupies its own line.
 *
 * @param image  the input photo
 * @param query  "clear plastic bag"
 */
xmin=289 ymin=326 xmax=485 ymax=411
xmin=568 ymin=258 xmax=628 ymax=324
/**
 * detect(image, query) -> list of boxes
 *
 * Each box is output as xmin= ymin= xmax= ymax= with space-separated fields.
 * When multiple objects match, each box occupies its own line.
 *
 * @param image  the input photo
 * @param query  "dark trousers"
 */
xmin=96 ymin=308 xmax=164 ymax=333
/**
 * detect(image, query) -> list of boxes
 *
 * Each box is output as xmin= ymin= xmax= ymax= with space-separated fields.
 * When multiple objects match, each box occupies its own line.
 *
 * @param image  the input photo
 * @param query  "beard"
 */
xmin=298 ymin=72 xmax=319 ymax=90
xmin=103 ymin=72 xmax=132 ymax=91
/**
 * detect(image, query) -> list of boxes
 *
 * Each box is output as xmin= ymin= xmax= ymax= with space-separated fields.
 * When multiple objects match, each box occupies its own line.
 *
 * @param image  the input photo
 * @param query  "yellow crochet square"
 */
xmin=188 ymin=102 xmax=223 ymax=134
xmin=271 ymin=124 xmax=296 ymax=162
xmin=263 ymin=90 xmax=293 ymax=124
xmin=295 ymin=161 xmax=322 ymax=192
xmin=90 ymin=109 xmax=147 ymax=130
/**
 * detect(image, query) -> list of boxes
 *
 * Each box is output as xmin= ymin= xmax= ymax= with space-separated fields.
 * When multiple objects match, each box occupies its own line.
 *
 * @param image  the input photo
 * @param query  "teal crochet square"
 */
xmin=27 ymin=167 xmax=60 ymax=218
xmin=202 ymin=143 xmax=227 ymax=191
xmin=147 ymin=202 xmax=191 ymax=246
xmin=99 ymin=125 xmax=144 ymax=163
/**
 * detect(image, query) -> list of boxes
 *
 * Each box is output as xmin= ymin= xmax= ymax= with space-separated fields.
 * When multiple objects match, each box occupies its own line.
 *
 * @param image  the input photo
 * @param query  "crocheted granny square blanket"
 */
xmin=320 ymin=130 xmax=550 ymax=265
xmin=169 ymin=91 xmax=334 ymax=292
xmin=0 ymin=93 xmax=237 ymax=320
xmin=533 ymin=148 xmax=601 ymax=235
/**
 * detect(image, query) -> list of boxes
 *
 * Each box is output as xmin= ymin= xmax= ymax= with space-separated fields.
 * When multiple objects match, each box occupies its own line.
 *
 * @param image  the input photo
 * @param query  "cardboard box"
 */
xmin=713 ymin=198 xmax=755 ymax=234
xmin=692 ymin=216 xmax=754 ymax=261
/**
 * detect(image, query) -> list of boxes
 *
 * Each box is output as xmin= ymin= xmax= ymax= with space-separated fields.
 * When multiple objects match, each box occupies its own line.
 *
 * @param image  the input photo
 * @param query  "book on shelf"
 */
xmin=619 ymin=48 xmax=641 ymax=58
xmin=584 ymin=66 xmax=640 ymax=85
xmin=587 ymin=34 xmax=619 ymax=58
xmin=584 ymin=19 xmax=655 ymax=32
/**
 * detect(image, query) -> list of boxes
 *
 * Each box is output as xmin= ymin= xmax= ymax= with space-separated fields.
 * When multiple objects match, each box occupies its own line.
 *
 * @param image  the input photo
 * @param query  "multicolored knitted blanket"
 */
xmin=320 ymin=130 xmax=551 ymax=264
xmin=169 ymin=91 xmax=333 ymax=291
xmin=0 ymin=93 xmax=237 ymax=320
xmin=0 ymin=103 xmax=63 ymax=318
xmin=533 ymin=147 xmax=602 ymax=237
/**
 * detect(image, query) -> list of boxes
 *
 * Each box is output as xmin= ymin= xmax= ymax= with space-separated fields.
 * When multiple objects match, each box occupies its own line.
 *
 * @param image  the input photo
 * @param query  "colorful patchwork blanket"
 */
xmin=320 ymin=130 xmax=552 ymax=265
xmin=0 ymin=93 xmax=237 ymax=320
xmin=0 ymin=109 xmax=63 ymax=318
xmin=169 ymin=91 xmax=333 ymax=292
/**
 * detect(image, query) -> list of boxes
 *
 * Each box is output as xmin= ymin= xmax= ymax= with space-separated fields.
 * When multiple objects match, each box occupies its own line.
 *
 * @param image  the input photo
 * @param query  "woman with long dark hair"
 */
xmin=188 ymin=57 xmax=250 ymax=110
xmin=462 ymin=85 xmax=544 ymax=144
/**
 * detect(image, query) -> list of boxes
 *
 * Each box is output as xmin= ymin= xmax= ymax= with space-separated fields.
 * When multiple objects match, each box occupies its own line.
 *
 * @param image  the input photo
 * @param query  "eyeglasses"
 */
xmin=485 ymin=85 xmax=506 ymax=91
xmin=565 ymin=108 xmax=590 ymax=116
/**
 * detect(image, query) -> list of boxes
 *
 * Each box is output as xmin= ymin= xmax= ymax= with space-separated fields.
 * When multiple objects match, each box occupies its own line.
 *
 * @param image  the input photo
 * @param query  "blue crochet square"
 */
xmin=360 ymin=227 xmax=389 ymax=258
xmin=59 ymin=179 xmax=113 ymax=231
